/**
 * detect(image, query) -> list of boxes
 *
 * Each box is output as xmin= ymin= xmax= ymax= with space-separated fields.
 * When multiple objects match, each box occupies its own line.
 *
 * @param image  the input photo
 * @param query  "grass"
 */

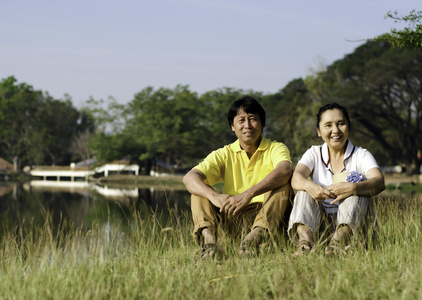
xmin=0 ymin=193 xmax=421 ymax=299
xmin=385 ymin=182 xmax=422 ymax=194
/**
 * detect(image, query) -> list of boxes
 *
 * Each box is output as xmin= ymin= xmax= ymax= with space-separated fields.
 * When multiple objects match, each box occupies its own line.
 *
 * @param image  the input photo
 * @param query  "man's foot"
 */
xmin=200 ymin=228 xmax=224 ymax=260
xmin=239 ymin=227 xmax=269 ymax=258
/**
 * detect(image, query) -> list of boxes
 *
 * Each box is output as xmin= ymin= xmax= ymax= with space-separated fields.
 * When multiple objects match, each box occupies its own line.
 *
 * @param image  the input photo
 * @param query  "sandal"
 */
xmin=324 ymin=239 xmax=347 ymax=256
xmin=292 ymin=240 xmax=312 ymax=258
xmin=239 ymin=240 xmax=259 ymax=258
xmin=239 ymin=227 xmax=270 ymax=258
xmin=201 ymin=243 xmax=216 ymax=259
xmin=201 ymin=243 xmax=225 ymax=260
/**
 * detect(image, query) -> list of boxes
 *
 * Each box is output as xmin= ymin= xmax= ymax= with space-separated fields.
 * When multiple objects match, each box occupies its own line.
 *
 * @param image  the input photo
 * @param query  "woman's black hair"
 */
xmin=316 ymin=102 xmax=351 ymax=130
xmin=227 ymin=96 xmax=266 ymax=127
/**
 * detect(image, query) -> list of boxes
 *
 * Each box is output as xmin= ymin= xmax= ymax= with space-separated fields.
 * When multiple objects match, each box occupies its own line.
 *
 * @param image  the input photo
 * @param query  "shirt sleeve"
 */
xmin=269 ymin=141 xmax=292 ymax=168
xmin=357 ymin=148 xmax=380 ymax=175
xmin=297 ymin=146 xmax=317 ymax=172
xmin=193 ymin=148 xmax=226 ymax=186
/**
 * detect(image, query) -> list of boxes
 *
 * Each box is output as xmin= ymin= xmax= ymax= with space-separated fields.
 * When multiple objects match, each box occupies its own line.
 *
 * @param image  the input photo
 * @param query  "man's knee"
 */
xmin=191 ymin=194 xmax=211 ymax=211
xmin=265 ymin=184 xmax=294 ymax=203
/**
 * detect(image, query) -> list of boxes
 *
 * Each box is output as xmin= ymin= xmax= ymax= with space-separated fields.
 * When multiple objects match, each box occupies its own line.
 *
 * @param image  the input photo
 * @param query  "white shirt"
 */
xmin=298 ymin=139 xmax=380 ymax=213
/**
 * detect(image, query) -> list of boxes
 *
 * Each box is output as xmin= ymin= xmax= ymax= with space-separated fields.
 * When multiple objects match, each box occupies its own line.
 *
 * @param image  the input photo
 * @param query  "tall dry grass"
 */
xmin=0 ymin=192 xmax=421 ymax=299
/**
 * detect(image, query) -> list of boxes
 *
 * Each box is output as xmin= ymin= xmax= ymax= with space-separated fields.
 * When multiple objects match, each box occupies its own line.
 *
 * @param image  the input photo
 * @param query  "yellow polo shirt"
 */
xmin=194 ymin=137 xmax=292 ymax=203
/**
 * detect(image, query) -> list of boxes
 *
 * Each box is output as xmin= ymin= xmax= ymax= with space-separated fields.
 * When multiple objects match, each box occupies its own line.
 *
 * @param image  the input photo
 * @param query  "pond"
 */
xmin=0 ymin=181 xmax=191 ymax=235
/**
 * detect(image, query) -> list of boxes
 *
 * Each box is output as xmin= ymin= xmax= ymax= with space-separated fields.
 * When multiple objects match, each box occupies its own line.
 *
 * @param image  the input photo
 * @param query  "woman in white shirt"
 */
xmin=288 ymin=102 xmax=385 ymax=256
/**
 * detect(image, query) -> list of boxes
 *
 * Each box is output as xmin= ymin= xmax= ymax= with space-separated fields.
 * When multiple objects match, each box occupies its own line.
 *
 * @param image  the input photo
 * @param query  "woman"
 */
xmin=288 ymin=102 xmax=385 ymax=255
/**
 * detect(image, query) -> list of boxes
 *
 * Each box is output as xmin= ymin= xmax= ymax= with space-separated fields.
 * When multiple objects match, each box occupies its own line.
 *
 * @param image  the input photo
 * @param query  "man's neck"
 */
xmin=239 ymin=137 xmax=261 ymax=159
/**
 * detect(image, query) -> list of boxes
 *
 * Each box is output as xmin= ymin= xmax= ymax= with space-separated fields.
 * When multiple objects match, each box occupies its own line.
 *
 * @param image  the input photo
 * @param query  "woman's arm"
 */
xmin=327 ymin=167 xmax=385 ymax=204
xmin=292 ymin=163 xmax=336 ymax=201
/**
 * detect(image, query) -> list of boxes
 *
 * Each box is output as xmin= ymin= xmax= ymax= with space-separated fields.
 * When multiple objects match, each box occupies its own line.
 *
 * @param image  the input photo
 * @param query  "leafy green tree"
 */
xmin=374 ymin=10 xmax=422 ymax=49
xmin=262 ymin=78 xmax=317 ymax=162
xmin=34 ymin=95 xmax=84 ymax=165
xmin=88 ymin=86 xmax=208 ymax=174
xmin=0 ymin=76 xmax=44 ymax=170
xmin=0 ymin=77 xmax=97 ymax=169
xmin=124 ymin=85 xmax=208 ymax=173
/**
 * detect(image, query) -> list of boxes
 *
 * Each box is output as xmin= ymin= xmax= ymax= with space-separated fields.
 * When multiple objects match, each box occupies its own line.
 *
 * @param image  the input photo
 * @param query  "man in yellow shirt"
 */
xmin=183 ymin=96 xmax=293 ymax=258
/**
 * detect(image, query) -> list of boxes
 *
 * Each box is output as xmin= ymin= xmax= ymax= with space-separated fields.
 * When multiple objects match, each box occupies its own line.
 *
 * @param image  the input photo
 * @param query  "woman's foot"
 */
xmin=292 ymin=240 xmax=312 ymax=258
xmin=292 ymin=224 xmax=314 ymax=258
xmin=325 ymin=225 xmax=352 ymax=256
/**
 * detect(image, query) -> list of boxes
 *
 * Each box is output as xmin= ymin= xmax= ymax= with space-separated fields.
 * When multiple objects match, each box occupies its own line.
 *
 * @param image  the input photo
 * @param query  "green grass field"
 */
xmin=0 ymin=191 xmax=421 ymax=299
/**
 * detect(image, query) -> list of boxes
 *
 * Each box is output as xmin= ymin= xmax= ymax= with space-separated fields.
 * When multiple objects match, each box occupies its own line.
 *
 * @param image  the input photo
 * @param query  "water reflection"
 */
xmin=0 ymin=181 xmax=191 ymax=235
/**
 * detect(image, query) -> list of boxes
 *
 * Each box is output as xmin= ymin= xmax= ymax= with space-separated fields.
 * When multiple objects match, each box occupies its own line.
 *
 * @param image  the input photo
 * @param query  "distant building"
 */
xmin=0 ymin=158 xmax=13 ymax=173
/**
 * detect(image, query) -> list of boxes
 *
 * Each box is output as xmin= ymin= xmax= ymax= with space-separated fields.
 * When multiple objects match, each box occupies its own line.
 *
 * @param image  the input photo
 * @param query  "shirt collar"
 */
xmin=321 ymin=139 xmax=355 ymax=167
xmin=231 ymin=136 xmax=269 ymax=152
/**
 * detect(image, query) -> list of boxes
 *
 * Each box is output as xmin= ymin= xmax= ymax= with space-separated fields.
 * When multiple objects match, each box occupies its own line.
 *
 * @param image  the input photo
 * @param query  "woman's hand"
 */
xmin=326 ymin=182 xmax=356 ymax=204
xmin=306 ymin=181 xmax=336 ymax=201
xmin=327 ymin=168 xmax=386 ymax=204
xmin=292 ymin=163 xmax=335 ymax=201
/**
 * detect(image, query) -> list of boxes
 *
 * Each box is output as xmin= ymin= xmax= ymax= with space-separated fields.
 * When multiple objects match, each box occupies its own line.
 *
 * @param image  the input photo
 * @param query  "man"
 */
xmin=183 ymin=96 xmax=293 ymax=258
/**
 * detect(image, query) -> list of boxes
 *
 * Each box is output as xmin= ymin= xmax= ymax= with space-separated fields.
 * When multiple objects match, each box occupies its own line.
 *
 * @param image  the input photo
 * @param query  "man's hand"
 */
xmin=220 ymin=191 xmax=254 ymax=215
xmin=208 ymin=193 xmax=231 ymax=209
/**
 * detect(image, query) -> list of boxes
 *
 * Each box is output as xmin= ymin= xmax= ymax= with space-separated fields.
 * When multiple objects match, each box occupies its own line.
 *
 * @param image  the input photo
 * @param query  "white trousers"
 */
xmin=288 ymin=190 xmax=371 ymax=244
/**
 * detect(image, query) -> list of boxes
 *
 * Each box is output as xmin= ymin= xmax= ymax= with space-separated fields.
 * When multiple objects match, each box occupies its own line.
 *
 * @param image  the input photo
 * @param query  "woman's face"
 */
xmin=316 ymin=108 xmax=349 ymax=151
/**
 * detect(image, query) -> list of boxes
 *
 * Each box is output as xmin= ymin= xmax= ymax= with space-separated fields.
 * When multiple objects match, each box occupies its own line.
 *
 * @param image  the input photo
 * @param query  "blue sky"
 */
xmin=1 ymin=0 xmax=420 ymax=107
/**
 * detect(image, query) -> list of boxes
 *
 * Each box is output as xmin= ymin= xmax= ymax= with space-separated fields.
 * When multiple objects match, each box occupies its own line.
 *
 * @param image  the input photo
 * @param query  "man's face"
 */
xmin=231 ymin=107 xmax=263 ymax=148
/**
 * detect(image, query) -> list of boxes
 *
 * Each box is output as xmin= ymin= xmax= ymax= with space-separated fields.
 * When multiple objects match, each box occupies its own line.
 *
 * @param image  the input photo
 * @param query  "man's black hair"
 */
xmin=227 ymin=96 xmax=266 ymax=127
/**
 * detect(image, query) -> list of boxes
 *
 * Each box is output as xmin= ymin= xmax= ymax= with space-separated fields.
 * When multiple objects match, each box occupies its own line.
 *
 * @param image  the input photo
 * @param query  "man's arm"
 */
xmin=221 ymin=161 xmax=293 ymax=215
xmin=182 ymin=168 xmax=230 ymax=208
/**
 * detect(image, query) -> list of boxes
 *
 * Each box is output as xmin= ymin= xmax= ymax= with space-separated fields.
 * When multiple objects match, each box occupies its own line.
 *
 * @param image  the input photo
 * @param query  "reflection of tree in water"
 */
xmin=136 ymin=188 xmax=190 ymax=212
xmin=0 ymin=184 xmax=192 ymax=240
xmin=0 ymin=184 xmax=93 ymax=239
xmin=135 ymin=188 xmax=191 ymax=226
xmin=43 ymin=191 xmax=91 ymax=231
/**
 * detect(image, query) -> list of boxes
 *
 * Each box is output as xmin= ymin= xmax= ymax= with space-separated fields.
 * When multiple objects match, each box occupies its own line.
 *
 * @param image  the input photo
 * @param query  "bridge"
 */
xmin=28 ymin=161 xmax=139 ymax=182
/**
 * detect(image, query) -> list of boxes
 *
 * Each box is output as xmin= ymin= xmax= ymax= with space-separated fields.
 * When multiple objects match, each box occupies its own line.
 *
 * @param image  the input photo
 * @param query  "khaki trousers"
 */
xmin=190 ymin=184 xmax=294 ymax=245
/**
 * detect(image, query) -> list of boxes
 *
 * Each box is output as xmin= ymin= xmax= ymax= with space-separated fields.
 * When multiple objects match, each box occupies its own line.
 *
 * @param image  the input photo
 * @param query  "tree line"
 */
xmin=1 ymin=40 xmax=422 ymax=174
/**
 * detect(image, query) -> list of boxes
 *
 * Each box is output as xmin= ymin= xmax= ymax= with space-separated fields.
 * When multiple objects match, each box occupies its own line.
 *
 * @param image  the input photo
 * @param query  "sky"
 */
xmin=1 ymin=0 xmax=420 ymax=108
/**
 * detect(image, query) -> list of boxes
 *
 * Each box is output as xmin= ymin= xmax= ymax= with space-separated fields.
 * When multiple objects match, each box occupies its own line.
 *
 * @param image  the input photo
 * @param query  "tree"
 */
xmin=262 ymin=78 xmax=316 ymax=162
xmin=125 ymin=85 xmax=208 ymax=173
xmin=0 ymin=77 xmax=44 ymax=170
xmin=34 ymin=95 xmax=83 ymax=165
xmin=88 ymin=86 xmax=210 ymax=174
xmin=0 ymin=77 xmax=97 ymax=169
xmin=374 ymin=10 xmax=422 ymax=49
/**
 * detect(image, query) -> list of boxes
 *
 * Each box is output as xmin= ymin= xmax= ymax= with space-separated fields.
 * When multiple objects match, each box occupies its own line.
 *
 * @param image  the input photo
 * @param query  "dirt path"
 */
xmin=384 ymin=174 xmax=422 ymax=185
